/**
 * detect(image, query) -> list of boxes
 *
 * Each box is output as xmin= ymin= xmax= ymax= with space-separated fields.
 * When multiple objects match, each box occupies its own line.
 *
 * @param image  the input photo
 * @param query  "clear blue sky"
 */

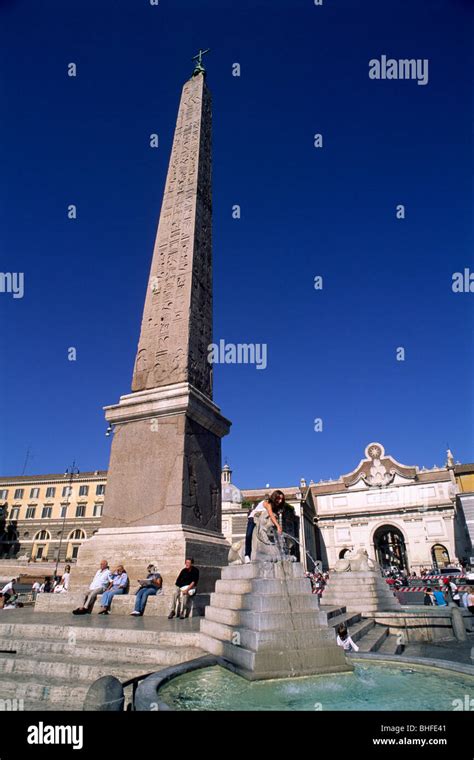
xmin=1 ymin=0 xmax=473 ymax=488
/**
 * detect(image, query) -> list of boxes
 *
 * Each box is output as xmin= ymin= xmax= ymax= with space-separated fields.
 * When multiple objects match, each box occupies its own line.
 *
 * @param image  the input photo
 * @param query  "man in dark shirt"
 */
xmin=168 ymin=558 xmax=199 ymax=619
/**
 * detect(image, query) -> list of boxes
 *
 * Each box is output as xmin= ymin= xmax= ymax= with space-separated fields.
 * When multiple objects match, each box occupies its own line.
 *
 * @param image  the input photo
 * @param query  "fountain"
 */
xmin=131 ymin=511 xmax=474 ymax=711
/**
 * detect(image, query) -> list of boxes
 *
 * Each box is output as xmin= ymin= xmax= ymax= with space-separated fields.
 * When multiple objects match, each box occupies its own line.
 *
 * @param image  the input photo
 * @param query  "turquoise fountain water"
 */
xmin=157 ymin=663 xmax=474 ymax=711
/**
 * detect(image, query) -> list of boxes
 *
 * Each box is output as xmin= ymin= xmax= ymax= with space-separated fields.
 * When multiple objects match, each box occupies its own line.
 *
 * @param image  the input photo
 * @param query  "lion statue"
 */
xmin=228 ymin=540 xmax=246 ymax=565
xmin=334 ymin=548 xmax=375 ymax=573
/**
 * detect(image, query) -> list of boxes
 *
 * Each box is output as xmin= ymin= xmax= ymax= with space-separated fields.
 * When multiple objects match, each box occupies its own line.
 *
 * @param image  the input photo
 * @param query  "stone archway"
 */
xmin=373 ymin=524 xmax=409 ymax=572
xmin=431 ymin=543 xmax=450 ymax=569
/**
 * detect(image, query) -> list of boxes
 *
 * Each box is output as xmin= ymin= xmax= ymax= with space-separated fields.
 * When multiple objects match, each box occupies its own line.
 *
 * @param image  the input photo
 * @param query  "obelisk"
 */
xmin=74 ymin=54 xmax=231 ymax=592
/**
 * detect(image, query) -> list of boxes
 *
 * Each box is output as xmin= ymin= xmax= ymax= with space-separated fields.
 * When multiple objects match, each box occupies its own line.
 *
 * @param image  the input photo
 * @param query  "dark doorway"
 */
xmin=373 ymin=525 xmax=408 ymax=572
xmin=431 ymin=543 xmax=450 ymax=569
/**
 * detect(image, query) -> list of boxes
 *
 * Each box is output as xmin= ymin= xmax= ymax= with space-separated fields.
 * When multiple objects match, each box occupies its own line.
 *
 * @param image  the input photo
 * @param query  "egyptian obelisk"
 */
xmin=74 ymin=53 xmax=231 ymax=592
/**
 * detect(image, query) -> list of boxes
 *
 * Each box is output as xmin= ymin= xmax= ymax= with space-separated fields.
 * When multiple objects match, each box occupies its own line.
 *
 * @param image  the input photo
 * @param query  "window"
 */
xmin=60 ymin=506 xmax=68 ymax=518
xmin=30 ymin=487 xmax=40 ymax=499
xmin=14 ymin=489 xmax=24 ymax=500
xmin=72 ymin=545 xmax=80 ymax=559
xmin=25 ymin=507 xmax=36 ymax=519
xmin=62 ymin=486 xmax=72 ymax=498
xmin=0 ymin=489 xmax=8 ymax=500
xmin=9 ymin=508 xmax=19 ymax=521
xmin=41 ymin=507 xmax=52 ymax=519
xmin=45 ymin=487 xmax=56 ymax=498
xmin=96 ymin=484 xmax=105 ymax=496
xmin=69 ymin=529 xmax=85 ymax=540
xmin=75 ymin=505 xmax=86 ymax=518
xmin=79 ymin=485 xmax=89 ymax=497
xmin=93 ymin=504 xmax=103 ymax=517
xmin=36 ymin=546 xmax=45 ymax=560
xmin=34 ymin=530 xmax=51 ymax=541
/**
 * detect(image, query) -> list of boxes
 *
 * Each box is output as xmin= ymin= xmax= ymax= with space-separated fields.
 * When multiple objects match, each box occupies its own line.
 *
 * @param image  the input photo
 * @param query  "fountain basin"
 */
xmin=134 ymin=655 xmax=474 ymax=711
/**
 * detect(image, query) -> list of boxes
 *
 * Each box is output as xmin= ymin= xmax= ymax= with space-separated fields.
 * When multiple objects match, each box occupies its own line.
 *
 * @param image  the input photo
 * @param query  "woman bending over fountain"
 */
xmin=244 ymin=490 xmax=285 ymax=563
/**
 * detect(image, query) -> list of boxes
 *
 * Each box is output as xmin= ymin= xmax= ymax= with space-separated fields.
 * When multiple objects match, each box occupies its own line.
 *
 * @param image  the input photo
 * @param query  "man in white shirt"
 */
xmin=72 ymin=560 xmax=111 ymax=615
xmin=1 ymin=578 xmax=17 ymax=605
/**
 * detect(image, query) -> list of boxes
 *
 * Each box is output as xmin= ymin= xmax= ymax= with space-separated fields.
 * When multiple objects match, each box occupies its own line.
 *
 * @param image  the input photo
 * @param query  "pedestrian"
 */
xmin=53 ymin=565 xmax=71 ymax=594
xmin=467 ymin=586 xmax=474 ymax=615
xmin=98 ymin=565 xmax=129 ymax=614
xmin=444 ymin=578 xmax=460 ymax=606
xmin=168 ymin=558 xmax=199 ymax=619
xmin=40 ymin=577 xmax=53 ymax=594
xmin=433 ymin=588 xmax=447 ymax=606
xmin=423 ymin=587 xmax=436 ymax=606
xmin=0 ymin=578 xmax=17 ymax=605
xmin=72 ymin=560 xmax=111 ymax=615
xmin=244 ymin=491 xmax=285 ymax=563
xmin=336 ymin=623 xmax=359 ymax=653
xmin=130 ymin=564 xmax=163 ymax=616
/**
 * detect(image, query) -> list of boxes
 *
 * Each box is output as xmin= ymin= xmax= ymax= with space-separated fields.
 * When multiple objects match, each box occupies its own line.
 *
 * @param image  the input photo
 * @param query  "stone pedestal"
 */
xmin=200 ymin=560 xmax=352 ymax=680
xmin=71 ymin=524 xmax=229 ymax=596
xmin=68 ymin=381 xmax=231 ymax=596
xmin=322 ymin=571 xmax=401 ymax=616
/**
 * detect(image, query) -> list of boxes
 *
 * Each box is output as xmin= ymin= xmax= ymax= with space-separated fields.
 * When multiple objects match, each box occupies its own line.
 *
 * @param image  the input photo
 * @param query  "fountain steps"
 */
xmin=0 ymin=617 xmax=206 ymax=710
xmin=200 ymin=561 xmax=351 ymax=679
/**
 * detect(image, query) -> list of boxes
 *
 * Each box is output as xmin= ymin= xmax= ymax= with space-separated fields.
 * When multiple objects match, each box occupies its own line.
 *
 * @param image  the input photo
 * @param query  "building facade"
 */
xmin=455 ymin=463 xmax=474 ymax=560
xmin=0 ymin=471 xmax=106 ymax=563
xmin=308 ymin=443 xmax=473 ymax=573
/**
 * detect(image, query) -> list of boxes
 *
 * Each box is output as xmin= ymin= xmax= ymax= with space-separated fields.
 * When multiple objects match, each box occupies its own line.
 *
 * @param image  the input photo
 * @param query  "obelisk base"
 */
xmin=70 ymin=524 xmax=230 ymax=595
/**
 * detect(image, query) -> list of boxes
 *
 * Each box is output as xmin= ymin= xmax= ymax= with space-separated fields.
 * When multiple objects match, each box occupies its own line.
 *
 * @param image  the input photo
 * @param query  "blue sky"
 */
xmin=0 ymin=0 xmax=473 ymax=488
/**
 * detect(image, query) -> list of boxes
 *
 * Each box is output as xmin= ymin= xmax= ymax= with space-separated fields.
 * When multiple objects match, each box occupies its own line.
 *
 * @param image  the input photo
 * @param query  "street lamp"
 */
xmin=54 ymin=461 xmax=80 ymax=578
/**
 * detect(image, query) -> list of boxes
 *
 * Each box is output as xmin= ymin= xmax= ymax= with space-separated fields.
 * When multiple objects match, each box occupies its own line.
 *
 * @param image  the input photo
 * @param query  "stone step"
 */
xmin=238 ymin=609 xmax=322 ymax=631
xmin=356 ymin=625 xmax=389 ymax=653
xmin=0 ymin=674 xmax=89 ymax=708
xmin=324 ymin=611 xmax=362 ymax=630
xmin=318 ymin=605 xmax=347 ymax=622
xmin=376 ymin=633 xmax=401 ymax=656
xmin=34 ymin=592 xmax=210 ymax=617
xmin=200 ymin=617 xmax=335 ymax=651
xmin=0 ymin=637 xmax=199 ymax=666
xmin=204 ymin=605 xmax=243 ymax=627
xmin=220 ymin=561 xmax=304 ymax=581
xmin=0 ymin=622 xmax=201 ymax=647
xmin=0 ymin=649 xmax=205 ymax=683
xmin=209 ymin=592 xmax=320 ymax=613
xmin=214 ymin=579 xmax=253 ymax=595
xmin=214 ymin=578 xmax=312 ymax=596
xmin=327 ymin=614 xmax=374 ymax=642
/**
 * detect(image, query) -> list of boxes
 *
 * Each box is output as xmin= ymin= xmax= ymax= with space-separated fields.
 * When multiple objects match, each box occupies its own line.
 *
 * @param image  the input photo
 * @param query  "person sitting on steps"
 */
xmin=98 ymin=564 xmax=129 ymax=615
xmin=72 ymin=560 xmax=111 ymax=615
xmin=168 ymin=558 xmax=199 ymax=619
xmin=130 ymin=564 xmax=163 ymax=616
xmin=244 ymin=490 xmax=285 ymax=563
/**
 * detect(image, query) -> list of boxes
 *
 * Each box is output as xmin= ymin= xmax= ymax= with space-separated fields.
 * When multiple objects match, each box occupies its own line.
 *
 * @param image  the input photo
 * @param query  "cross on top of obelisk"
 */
xmin=192 ymin=48 xmax=210 ymax=77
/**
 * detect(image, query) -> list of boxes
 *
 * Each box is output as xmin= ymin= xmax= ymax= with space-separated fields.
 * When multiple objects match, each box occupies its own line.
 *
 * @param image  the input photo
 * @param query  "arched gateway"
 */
xmin=373 ymin=524 xmax=409 ymax=572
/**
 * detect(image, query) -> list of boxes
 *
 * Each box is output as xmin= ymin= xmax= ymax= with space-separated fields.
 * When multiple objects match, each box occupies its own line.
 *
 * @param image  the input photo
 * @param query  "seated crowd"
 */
xmin=69 ymin=557 xmax=199 ymax=618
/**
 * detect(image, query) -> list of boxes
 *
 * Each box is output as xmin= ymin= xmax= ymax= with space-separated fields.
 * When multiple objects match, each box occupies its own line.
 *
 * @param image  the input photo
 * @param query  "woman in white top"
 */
xmin=53 ymin=565 xmax=71 ymax=594
xmin=244 ymin=490 xmax=285 ymax=563
xmin=336 ymin=623 xmax=360 ymax=653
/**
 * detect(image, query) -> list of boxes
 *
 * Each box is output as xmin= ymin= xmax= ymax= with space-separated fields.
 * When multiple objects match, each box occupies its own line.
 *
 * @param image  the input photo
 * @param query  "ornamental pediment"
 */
xmin=342 ymin=443 xmax=418 ymax=489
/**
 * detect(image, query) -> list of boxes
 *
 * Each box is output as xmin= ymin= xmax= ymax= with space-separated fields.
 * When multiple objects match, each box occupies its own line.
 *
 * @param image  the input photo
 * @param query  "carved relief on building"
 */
xmin=342 ymin=443 xmax=418 ymax=489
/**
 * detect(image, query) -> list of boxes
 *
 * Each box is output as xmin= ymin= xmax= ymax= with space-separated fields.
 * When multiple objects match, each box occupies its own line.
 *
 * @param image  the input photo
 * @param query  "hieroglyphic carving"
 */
xmin=132 ymin=73 xmax=213 ymax=398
